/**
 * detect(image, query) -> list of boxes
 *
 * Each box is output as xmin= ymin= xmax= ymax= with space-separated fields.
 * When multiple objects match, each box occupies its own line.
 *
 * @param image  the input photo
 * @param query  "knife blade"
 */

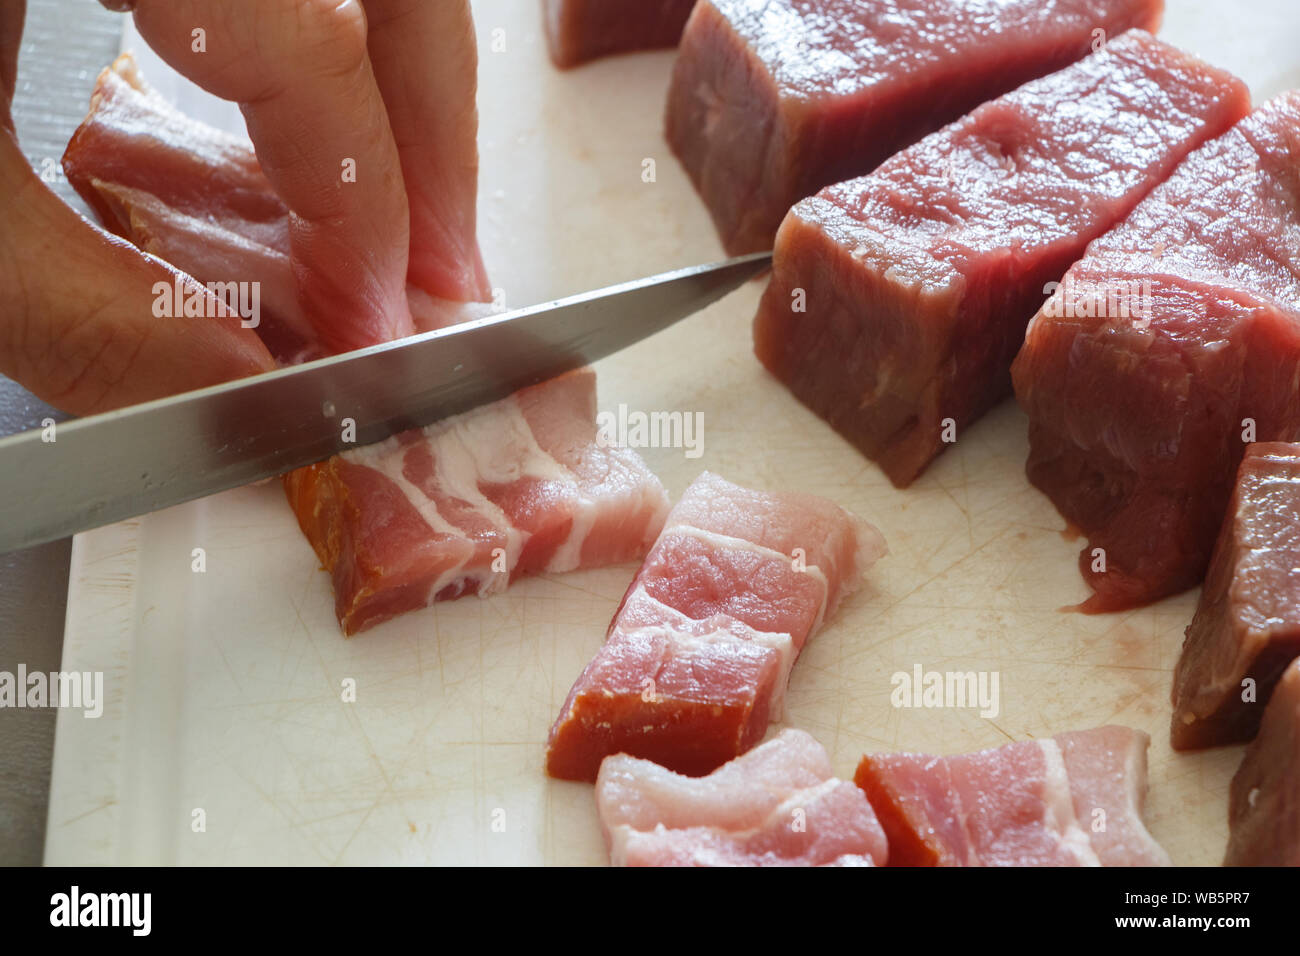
xmin=0 ymin=252 xmax=771 ymax=554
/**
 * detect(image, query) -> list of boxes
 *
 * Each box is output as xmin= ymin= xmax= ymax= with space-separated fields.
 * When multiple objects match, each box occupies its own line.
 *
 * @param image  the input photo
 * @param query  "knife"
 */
xmin=0 ymin=252 xmax=771 ymax=554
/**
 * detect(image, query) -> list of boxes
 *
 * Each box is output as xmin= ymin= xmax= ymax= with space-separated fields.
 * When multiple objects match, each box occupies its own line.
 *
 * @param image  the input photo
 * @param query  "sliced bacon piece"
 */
xmin=1225 ymin=660 xmax=1300 ymax=866
xmin=666 ymin=0 xmax=1164 ymax=255
xmin=547 ymin=472 xmax=885 ymax=780
xmin=284 ymin=368 xmax=670 ymax=635
xmin=1172 ymin=443 xmax=1300 ymax=750
xmin=1011 ymin=92 xmax=1300 ymax=612
xmin=753 ymin=31 xmax=1249 ymax=487
xmin=597 ymin=729 xmax=888 ymax=866
xmin=543 ymin=0 xmax=697 ymax=69
xmin=854 ymin=725 xmax=1170 ymax=866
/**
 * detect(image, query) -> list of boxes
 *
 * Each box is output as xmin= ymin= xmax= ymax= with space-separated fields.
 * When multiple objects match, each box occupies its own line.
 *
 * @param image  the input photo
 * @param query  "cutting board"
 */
xmin=44 ymin=0 xmax=1300 ymax=866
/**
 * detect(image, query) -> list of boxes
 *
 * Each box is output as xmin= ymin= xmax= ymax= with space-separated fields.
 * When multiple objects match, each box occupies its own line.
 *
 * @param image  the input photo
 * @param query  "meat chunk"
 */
xmin=597 ymin=729 xmax=889 ymax=865
xmin=854 ymin=725 xmax=1170 ymax=866
xmin=285 ymin=368 xmax=670 ymax=635
xmin=1172 ymin=444 xmax=1300 ymax=750
xmin=1225 ymin=660 xmax=1300 ymax=866
xmin=543 ymin=0 xmax=697 ymax=68
xmin=1011 ymin=92 xmax=1300 ymax=612
xmin=753 ymin=31 xmax=1248 ymax=487
xmin=546 ymin=472 xmax=885 ymax=780
xmin=666 ymin=0 xmax=1164 ymax=255
xmin=62 ymin=54 xmax=494 ymax=362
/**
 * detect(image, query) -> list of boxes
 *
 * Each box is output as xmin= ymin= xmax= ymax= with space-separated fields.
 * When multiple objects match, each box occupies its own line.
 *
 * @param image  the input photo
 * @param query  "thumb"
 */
xmin=0 ymin=133 xmax=274 ymax=416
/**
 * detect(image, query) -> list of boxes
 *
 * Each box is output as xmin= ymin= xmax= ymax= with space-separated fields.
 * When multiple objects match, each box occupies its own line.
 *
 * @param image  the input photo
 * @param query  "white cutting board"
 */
xmin=44 ymin=0 xmax=1300 ymax=866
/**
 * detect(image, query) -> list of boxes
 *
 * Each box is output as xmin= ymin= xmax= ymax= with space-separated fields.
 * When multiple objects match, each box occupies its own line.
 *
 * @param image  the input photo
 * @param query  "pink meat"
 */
xmin=666 ymin=0 xmax=1164 ymax=255
xmin=62 ymin=58 xmax=665 ymax=635
xmin=855 ymin=725 xmax=1170 ymax=866
xmin=597 ymin=729 xmax=888 ymax=866
xmin=61 ymin=54 xmax=494 ymax=363
xmin=1224 ymin=660 xmax=1300 ymax=866
xmin=754 ymin=31 xmax=1249 ymax=488
xmin=543 ymin=0 xmax=697 ymax=69
xmin=547 ymin=472 xmax=885 ymax=780
xmin=1172 ymin=443 xmax=1300 ymax=750
xmin=1011 ymin=92 xmax=1300 ymax=612
xmin=285 ymin=368 xmax=670 ymax=635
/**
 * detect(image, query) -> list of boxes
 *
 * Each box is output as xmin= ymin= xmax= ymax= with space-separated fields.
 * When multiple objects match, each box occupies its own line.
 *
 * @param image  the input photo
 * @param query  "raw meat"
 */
xmin=1011 ymin=92 xmax=1300 ymax=612
xmin=543 ymin=0 xmax=697 ymax=68
xmin=753 ymin=31 xmax=1249 ymax=487
xmin=596 ymin=729 xmax=889 ymax=865
xmin=62 ymin=55 xmax=494 ymax=363
xmin=854 ymin=725 xmax=1170 ymax=866
xmin=666 ymin=0 xmax=1164 ymax=255
xmin=285 ymin=368 xmax=670 ymax=635
xmin=62 ymin=57 xmax=663 ymax=636
xmin=62 ymin=55 xmax=316 ymax=363
xmin=1224 ymin=659 xmax=1300 ymax=866
xmin=1172 ymin=444 xmax=1300 ymax=750
xmin=546 ymin=472 xmax=885 ymax=780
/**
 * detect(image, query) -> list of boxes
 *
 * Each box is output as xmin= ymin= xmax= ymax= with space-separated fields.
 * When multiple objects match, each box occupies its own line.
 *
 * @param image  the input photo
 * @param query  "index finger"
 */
xmin=129 ymin=0 xmax=415 ymax=351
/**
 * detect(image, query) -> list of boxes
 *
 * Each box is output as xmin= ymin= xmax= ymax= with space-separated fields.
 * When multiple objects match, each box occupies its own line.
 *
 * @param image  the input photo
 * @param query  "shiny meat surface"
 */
xmin=1172 ymin=443 xmax=1300 ymax=749
xmin=285 ymin=368 xmax=670 ymax=635
xmin=753 ymin=30 xmax=1248 ymax=487
xmin=855 ymin=725 xmax=1170 ymax=865
xmin=1012 ymin=92 xmax=1300 ymax=612
xmin=666 ymin=0 xmax=1163 ymax=253
xmin=546 ymin=471 xmax=885 ymax=781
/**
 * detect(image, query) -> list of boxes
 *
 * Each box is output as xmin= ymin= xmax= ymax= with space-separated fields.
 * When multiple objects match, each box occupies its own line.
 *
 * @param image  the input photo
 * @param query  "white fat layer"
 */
xmin=346 ymin=395 xmax=590 ymax=600
xmin=666 ymin=525 xmax=830 ymax=636
xmin=667 ymin=623 xmax=795 ymax=721
xmin=1118 ymin=732 xmax=1171 ymax=866
xmin=1039 ymin=740 xmax=1102 ymax=867
xmin=608 ymin=780 xmax=853 ymax=867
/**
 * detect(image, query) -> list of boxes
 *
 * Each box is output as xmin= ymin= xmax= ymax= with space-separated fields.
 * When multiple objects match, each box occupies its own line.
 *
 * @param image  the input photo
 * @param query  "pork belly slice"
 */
xmin=285 ymin=368 xmax=670 ymax=635
xmin=754 ymin=32 xmax=1248 ymax=488
xmin=854 ymin=725 xmax=1170 ymax=866
xmin=597 ymin=729 xmax=889 ymax=866
xmin=543 ymin=0 xmax=696 ymax=69
xmin=1172 ymin=444 xmax=1300 ymax=750
xmin=1011 ymin=92 xmax=1300 ymax=612
xmin=547 ymin=472 xmax=885 ymax=781
xmin=1225 ymin=660 xmax=1300 ymax=866
xmin=666 ymin=0 xmax=1164 ymax=255
xmin=62 ymin=54 xmax=494 ymax=362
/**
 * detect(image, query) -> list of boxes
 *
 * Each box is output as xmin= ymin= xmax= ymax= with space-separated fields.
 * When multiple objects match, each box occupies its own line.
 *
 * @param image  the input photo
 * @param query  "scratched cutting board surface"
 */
xmin=44 ymin=1 xmax=1300 ymax=866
